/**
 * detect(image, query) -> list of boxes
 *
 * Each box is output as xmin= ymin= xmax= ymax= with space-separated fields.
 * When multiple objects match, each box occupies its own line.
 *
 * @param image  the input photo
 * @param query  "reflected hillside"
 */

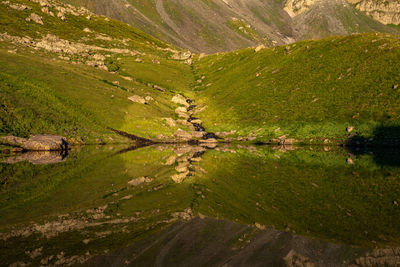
xmin=1 ymin=144 xmax=400 ymax=266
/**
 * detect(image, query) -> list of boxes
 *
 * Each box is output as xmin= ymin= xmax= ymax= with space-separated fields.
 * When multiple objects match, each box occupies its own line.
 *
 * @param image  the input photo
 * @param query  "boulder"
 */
xmin=145 ymin=96 xmax=154 ymax=102
xmin=1 ymin=136 xmax=27 ymax=145
xmin=128 ymin=177 xmax=153 ymax=186
xmin=164 ymin=118 xmax=177 ymax=127
xmin=171 ymin=172 xmax=189 ymax=183
xmin=173 ymin=129 xmax=192 ymax=141
xmin=254 ymin=44 xmax=265 ymax=52
xmin=26 ymin=13 xmax=44 ymax=25
xmin=191 ymin=131 xmax=205 ymax=138
xmin=175 ymin=162 xmax=189 ymax=173
xmin=128 ymin=95 xmax=146 ymax=104
xmin=172 ymin=95 xmax=189 ymax=107
xmin=22 ymin=135 xmax=68 ymax=151
xmin=283 ymin=139 xmax=297 ymax=145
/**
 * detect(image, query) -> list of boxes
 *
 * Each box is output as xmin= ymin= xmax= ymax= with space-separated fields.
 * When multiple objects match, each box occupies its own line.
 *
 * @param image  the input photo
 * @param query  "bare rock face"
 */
xmin=22 ymin=135 xmax=68 ymax=151
xmin=285 ymin=0 xmax=400 ymax=25
xmin=348 ymin=0 xmax=400 ymax=25
xmin=284 ymin=0 xmax=318 ymax=17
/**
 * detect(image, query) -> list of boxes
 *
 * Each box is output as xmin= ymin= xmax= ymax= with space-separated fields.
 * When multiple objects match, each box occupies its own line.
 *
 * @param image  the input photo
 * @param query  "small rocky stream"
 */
xmin=172 ymin=94 xmax=218 ymax=143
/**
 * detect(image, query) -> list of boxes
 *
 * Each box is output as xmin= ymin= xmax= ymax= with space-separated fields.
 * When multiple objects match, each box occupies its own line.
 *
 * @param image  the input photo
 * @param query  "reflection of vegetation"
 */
xmin=194 ymin=147 xmax=400 ymax=247
xmin=1 ymin=145 xmax=400 ymax=265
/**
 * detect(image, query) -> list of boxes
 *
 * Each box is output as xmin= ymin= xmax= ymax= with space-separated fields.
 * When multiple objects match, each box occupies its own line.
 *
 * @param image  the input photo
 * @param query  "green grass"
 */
xmin=0 ymin=47 xmax=186 ymax=141
xmin=0 ymin=0 xmax=196 ymax=142
xmin=192 ymin=33 xmax=400 ymax=143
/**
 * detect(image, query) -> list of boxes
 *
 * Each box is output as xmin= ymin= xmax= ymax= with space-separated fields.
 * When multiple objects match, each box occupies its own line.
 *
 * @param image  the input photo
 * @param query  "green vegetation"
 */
xmin=1 ymin=145 xmax=399 ymax=265
xmin=193 ymin=33 xmax=400 ymax=143
xmin=0 ymin=0 xmax=195 ymax=142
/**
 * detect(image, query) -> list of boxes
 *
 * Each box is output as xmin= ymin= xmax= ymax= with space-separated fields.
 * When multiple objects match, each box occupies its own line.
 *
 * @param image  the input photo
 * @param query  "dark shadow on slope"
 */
xmin=346 ymin=126 xmax=400 ymax=167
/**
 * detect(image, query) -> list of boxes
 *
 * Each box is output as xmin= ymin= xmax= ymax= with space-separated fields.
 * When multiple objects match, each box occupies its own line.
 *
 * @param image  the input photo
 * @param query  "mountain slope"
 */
xmin=1 ymin=0 xmax=400 ymax=146
xmin=0 ymin=0 xmax=195 ymax=144
xmin=61 ymin=0 xmax=399 ymax=53
xmin=192 ymin=33 xmax=400 ymax=143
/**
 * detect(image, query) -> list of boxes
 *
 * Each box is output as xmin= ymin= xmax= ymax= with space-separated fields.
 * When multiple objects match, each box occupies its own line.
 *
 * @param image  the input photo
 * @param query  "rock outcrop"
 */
xmin=285 ymin=0 xmax=400 ymax=25
xmin=348 ymin=0 xmax=400 ymax=25
xmin=1 ymin=135 xmax=68 ymax=151
xmin=22 ymin=135 xmax=68 ymax=151
xmin=284 ymin=0 xmax=318 ymax=17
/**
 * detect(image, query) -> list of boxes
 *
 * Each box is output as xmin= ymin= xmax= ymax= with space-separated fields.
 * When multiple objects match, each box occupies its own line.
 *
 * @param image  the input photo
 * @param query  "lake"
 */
xmin=1 ymin=144 xmax=400 ymax=266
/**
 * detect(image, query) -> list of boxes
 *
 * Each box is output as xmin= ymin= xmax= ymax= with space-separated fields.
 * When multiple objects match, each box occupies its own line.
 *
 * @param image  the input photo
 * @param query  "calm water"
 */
xmin=1 ymin=144 xmax=400 ymax=266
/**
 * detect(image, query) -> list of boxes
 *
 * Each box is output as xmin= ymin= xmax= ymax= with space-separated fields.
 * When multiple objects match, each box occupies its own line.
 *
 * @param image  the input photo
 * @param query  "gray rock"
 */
xmin=23 ymin=135 xmax=68 ymax=151
xmin=26 ymin=13 xmax=44 ymax=25
xmin=128 ymin=95 xmax=146 ymax=104
xmin=173 ymin=129 xmax=192 ymax=141
xmin=1 ymin=136 xmax=28 ymax=145
xmin=1 ymin=151 xmax=65 ymax=165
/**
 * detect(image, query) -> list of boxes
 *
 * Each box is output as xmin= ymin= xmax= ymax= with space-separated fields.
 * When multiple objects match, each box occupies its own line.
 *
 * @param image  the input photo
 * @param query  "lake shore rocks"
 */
xmin=1 ymin=135 xmax=68 ymax=151
xmin=23 ymin=135 xmax=68 ymax=151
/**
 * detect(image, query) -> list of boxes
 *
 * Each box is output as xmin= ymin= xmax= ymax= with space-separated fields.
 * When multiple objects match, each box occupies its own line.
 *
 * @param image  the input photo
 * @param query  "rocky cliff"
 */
xmin=349 ymin=0 xmax=400 ymax=25
xmin=59 ymin=0 xmax=399 ymax=53
xmin=285 ymin=0 xmax=400 ymax=25
xmin=284 ymin=0 xmax=318 ymax=17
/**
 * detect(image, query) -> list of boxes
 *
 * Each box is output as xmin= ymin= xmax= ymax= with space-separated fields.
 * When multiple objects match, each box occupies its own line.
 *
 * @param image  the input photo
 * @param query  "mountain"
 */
xmin=59 ymin=0 xmax=399 ymax=53
xmin=0 ymin=0 xmax=399 ymax=147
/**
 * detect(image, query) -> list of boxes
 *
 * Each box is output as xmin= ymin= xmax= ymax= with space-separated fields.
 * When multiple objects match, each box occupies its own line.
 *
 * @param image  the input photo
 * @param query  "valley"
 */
xmin=1 ymin=1 xmax=400 ymax=266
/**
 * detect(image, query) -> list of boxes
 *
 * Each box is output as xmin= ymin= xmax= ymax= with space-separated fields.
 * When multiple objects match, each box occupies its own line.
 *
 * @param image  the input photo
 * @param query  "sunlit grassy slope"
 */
xmin=193 ymin=33 xmax=400 ymax=143
xmin=0 ymin=0 xmax=194 ymax=142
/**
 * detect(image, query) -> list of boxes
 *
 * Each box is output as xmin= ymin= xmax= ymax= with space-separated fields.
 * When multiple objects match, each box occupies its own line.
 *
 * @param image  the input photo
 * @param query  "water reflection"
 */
xmin=1 ymin=150 xmax=68 ymax=165
xmin=1 ymin=144 xmax=400 ymax=266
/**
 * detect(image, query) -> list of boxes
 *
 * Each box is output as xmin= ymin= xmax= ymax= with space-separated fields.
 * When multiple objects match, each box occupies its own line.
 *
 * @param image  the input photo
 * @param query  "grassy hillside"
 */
xmin=0 ymin=0 xmax=400 ymax=146
xmin=193 ymin=33 xmax=400 ymax=143
xmin=0 ymin=0 xmax=194 ymax=143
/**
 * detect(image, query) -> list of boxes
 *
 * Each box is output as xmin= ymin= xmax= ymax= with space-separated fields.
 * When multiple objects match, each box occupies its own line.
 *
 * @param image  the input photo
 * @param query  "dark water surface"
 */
xmin=1 ymin=144 xmax=400 ymax=266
